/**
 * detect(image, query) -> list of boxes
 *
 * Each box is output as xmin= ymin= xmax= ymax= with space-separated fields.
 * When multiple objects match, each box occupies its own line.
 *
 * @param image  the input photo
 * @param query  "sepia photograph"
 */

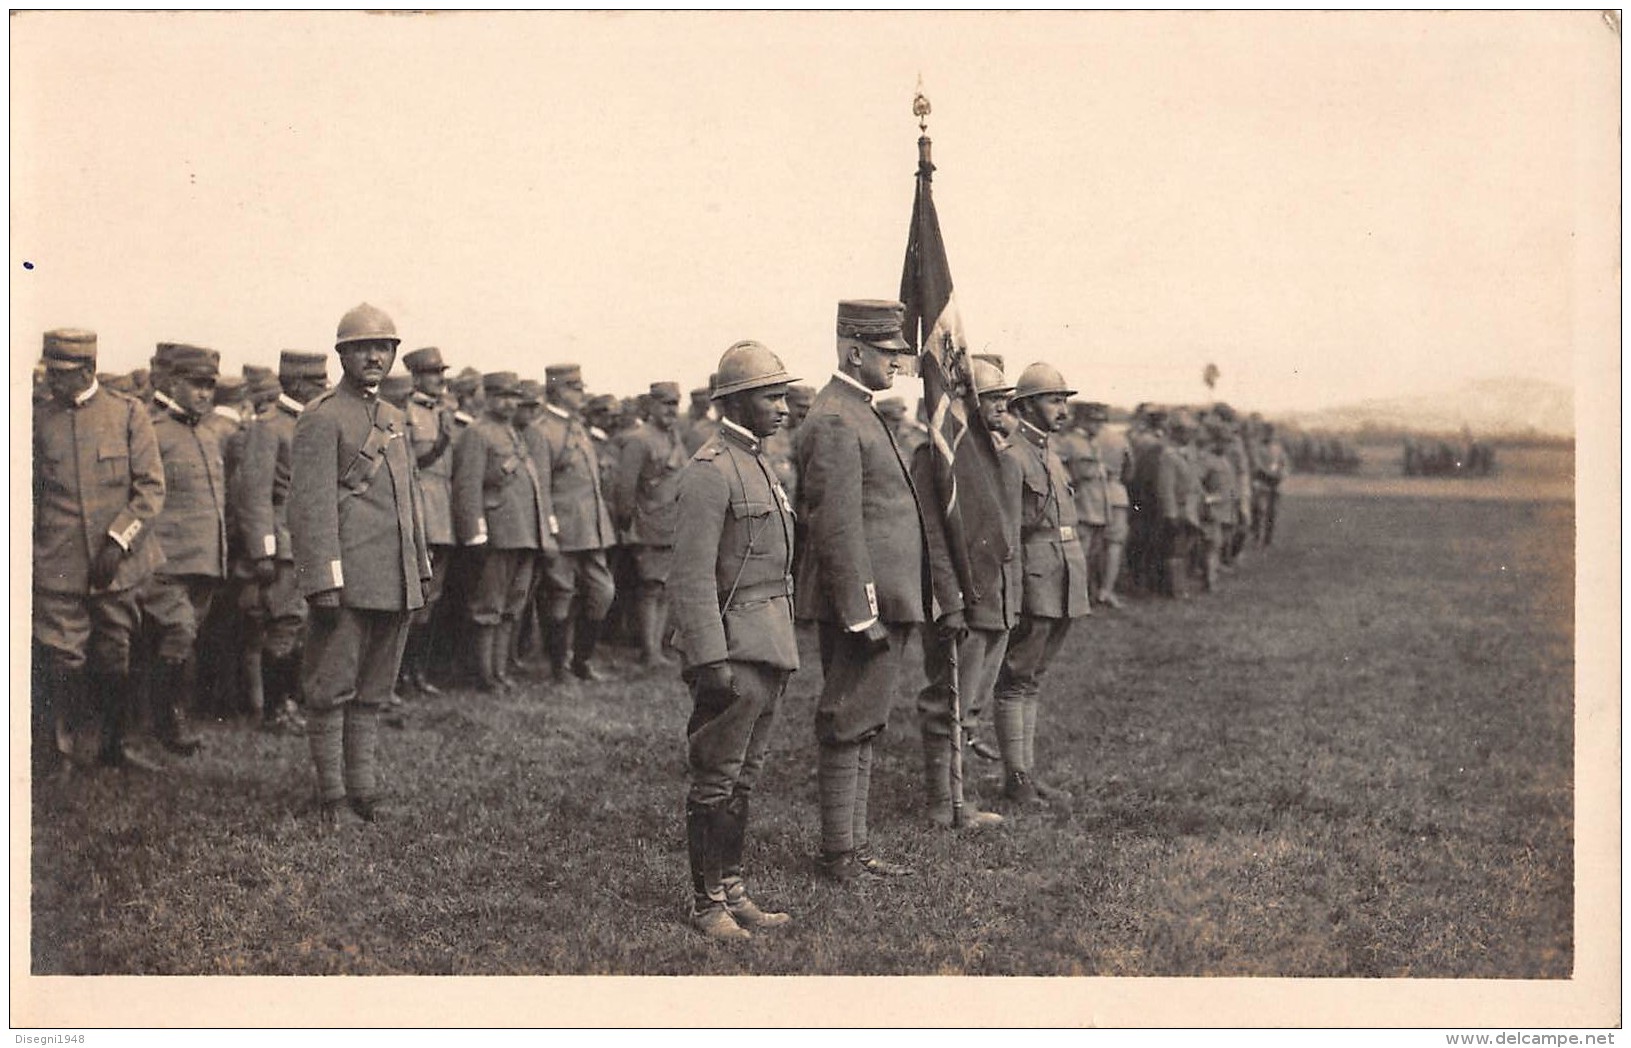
xmin=10 ymin=8 xmax=1619 ymax=1030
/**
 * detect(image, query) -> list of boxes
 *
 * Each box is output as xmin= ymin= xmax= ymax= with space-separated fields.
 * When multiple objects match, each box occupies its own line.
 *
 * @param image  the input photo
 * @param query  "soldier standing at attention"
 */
xmin=528 ymin=364 xmax=617 ymax=683
xmin=1252 ymin=422 xmax=1289 ymax=547
xmin=235 ymin=351 xmax=328 ymax=731
xmin=613 ymin=381 xmax=687 ymax=666
xmin=995 ymin=362 xmax=1091 ymax=808
xmin=136 ymin=342 xmax=230 ymax=757
xmin=399 ymin=347 xmax=456 ymax=696
xmin=796 ymin=299 xmax=927 ymax=882
xmin=911 ymin=357 xmax=1017 ymax=831
xmin=289 ymin=303 xmax=431 ymax=828
xmin=451 ymin=371 xmax=551 ymax=693
xmin=1196 ymin=420 xmax=1239 ymax=592
xmin=1154 ymin=409 xmax=1203 ymax=598
xmin=668 ymin=342 xmax=800 ymax=942
xmin=32 ymin=329 xmax=167 ymax=775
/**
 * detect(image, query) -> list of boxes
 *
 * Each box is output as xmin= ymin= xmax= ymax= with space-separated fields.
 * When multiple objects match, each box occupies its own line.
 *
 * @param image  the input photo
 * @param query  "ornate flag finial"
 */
xmin=913 ymin=75 xmax=931 ymax=132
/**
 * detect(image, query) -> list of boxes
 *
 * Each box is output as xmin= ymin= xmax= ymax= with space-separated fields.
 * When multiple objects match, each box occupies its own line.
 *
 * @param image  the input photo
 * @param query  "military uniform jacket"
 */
xmin=451 ymin=414 xmax=550 ymax=551
xmin=1155 ymin=443 xmax=1202 ymax=527
xmin=234 ymin=398 xmax=300 ymax=562
xmin=150 ymin=397 xmax=229 ymax=578
xmin=613 ymin=422 xmax=685 ymax=547
xmin=407 ymin=392 xmax=455 ymax=547
xmin=33 ymin=383 xmax=166 ymax=593
xmin=526 ymin=405 xmax=613 ymax=552
xmin=794 ymin=375 xmax=926 ymax=627
xmin=289 ymin=380 xmax=430 ymax=611
xmin=1055 ymin=429 xmax=1111 ymax=527
xmin=911 ymin=435 xmax=1022 ymax=632
xmin=1007 ymin=418 xmax=1091 ymax=619
xmin=1199 ymin=448 xmax=1239 ymax=525
xmin=667 ymin=420 xmax=799 ymax=672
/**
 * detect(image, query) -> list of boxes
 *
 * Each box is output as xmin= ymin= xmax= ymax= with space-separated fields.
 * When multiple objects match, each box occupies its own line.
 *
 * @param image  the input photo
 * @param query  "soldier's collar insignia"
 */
xmin=831 ymin=370 xmax=874 ymax=402
xmin=277 ymin=393 xmax=305 ymax=416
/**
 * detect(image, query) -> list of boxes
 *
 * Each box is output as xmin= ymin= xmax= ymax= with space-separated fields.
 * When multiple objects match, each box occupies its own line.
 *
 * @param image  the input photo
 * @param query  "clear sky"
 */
xmin=11 ymin=11 xmax=1617 ymax=413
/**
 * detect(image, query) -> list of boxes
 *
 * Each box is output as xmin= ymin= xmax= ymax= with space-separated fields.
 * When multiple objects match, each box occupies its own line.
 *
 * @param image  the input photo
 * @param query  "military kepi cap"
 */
xmin=279 ymin=350 xmax=329 ymax=381
xmin=483 ymin=371 xmax=521 ymax=395
xmin=545 ymin=364 xmax=583 ymax=387
xmin=649 ymin=381 xmax=681 ymax=404
xmin=403 ymin=346 xmax=448 ymax=373
xmin=43 ymin=328 xmax=97 ymax=369
xmin=244 ymin=365 xmax=282 ymax=400
xmin=517 ymin=379 xmax=544 ymax=405
xmin=167 ymin=344 xmax=221 ymax=380
xmin=837 ymin=299 xmax=913 ymax=353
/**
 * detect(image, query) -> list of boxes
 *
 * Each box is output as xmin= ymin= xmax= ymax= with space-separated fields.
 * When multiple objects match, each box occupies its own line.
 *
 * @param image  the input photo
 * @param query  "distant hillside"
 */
xmin=1279 ymin=377 xmax=1574 ymax=439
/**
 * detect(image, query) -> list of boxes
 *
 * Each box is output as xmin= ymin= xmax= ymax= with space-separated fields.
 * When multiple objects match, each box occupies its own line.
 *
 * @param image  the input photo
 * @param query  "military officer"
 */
xmin=235 ymin=351 xmax=328 ymax=731
xmin=911 ymin=357 xmax=1016 ymax=831
xmin=451 ymin=371 xmax=551 ymax=692
xmin=289 ymin=303 xmax=431 ymax=828
xmin=1251 ymin=422 xmax=1289 ymax=547
xmin=32 ymin=329 xmax=167 ymax=775
xmin=995 ymin=362 xmax=1092 ymax=807
xmin=1059 ymin=401 xmax=1124 ymax=608
xmin=136 ymin=342 xmax=231 ymax=756
xmin=612 ymin=381 xmax=687 ymax=666
xmin=399 ymin=346 xmax=456 ymax=696
xmin=795 ymin=299 xmax=927 ymax=882
xmin=668 ymin=342 xmax=800 ymax=942
xmin=1154 ymin=409 xmax=1203 ymax=598
xmin=1197 ymin=420 xmax=1239 ymax=592
xmin=527 ymin=363 xmax=617 ymax=683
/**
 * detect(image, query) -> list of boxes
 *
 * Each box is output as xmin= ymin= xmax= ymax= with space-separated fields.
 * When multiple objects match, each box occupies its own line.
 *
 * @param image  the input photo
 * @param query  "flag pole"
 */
xmin=912 ymin=82 xmax=966 ymax=830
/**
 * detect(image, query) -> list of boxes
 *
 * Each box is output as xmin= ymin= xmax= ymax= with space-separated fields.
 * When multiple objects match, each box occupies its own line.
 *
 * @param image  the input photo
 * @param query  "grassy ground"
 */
xmin=30 ymin=469 xmax=1574 ymax=977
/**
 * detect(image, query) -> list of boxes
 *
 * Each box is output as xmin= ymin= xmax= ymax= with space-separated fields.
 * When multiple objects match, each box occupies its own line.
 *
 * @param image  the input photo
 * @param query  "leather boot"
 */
xmin=473 ymin=625 xmax=505 ymax=694
xmin=687 ymin=801 xmax=750 ymax=942
xmin=923 ymin=733 xmax=1002 ymax=830
xmin=1166 ymin=557 xmax=1191 ymax=599
xmin=493 ymin=620 xmax=518 ymax=689
xmin=242 ymin=647 xmax=266 ymax=719
xmin=152 ymin=658 xmax=204 ymax=756
xmin=718 ymin=794 xmax=790 ymax=929
xmin=546 ymin=617 xmax=573 ymax=684
xmin=92 ymin=670 xmax=164 ymax=772
xmin=571 ymin=614 xmax=606 ymax=682
xmin=32 ymin=654 xmax=77 ymax=776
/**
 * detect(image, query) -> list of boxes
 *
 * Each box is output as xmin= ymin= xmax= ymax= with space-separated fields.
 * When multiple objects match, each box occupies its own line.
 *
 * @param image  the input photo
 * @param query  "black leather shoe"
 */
xmin=349 ymin=796 xmax=378 ymax=823
xmin=967 ymin=736 xmax=1002 ymax=762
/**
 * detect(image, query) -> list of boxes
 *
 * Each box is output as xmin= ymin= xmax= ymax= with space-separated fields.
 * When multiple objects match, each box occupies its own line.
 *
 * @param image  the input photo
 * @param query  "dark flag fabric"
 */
xmin=899 ymin=133 xmax=1013 ymax=610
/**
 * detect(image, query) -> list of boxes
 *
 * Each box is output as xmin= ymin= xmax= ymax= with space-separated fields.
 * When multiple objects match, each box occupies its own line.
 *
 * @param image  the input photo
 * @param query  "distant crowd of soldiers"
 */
xmin=30 ymin=301 xmax=1292 ymax=941
xmin=1278 ymin=429 xmax=1363 ymax=475
xmin=1402 ymin=435 xmax=1497 ymax=477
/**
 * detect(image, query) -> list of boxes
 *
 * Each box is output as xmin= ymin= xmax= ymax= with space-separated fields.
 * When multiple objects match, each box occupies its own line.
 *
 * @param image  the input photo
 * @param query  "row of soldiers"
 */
xmin=28 ymin=300 xmax=1292 ymax=944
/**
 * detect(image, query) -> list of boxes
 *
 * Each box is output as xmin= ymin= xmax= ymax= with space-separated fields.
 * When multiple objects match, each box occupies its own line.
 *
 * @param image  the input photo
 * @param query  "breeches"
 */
xmin=632 ymin=545 xmax=673 ymax=585
xmin=466 ymin=547 xmax=537 ymax=625
xmin=917 ymin=625 xmax=1009 ymax=739
xmin=301 ymin=606 xmax=410 ymax=711
xmin=815 ymin=620 xmax=915 ymax=745
xmin=685 ymin=661 xmax=789 ymax=808
xmin=33 ymin=586 xmax=141 ymax=674
xmin=137 ymin=574 xmax=219 ymax=662
xmin=540 ymin=549 xmax=616 ymax=621
xmin=240 ymin=560 xmax=307 ymax=658
xmin=996 ymin=615 xmax=1072 ymax=704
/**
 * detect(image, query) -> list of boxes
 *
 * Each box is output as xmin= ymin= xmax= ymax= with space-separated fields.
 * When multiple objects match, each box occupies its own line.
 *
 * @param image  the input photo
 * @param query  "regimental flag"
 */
xmin=899 ymin=129 xmax=1013 ymax=607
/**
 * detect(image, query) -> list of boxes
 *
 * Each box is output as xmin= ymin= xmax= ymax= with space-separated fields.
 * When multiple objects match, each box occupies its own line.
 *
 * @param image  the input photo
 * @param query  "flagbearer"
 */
xmin=996 ymin=362 xmax=1091 ymax=808
xmin=668 ymin=341 xmax=800 ymax=942
xmin=796 ymin=299 xmax=928 ymax=882
xmin=912 ymin=357 xmax=1016 ymax=830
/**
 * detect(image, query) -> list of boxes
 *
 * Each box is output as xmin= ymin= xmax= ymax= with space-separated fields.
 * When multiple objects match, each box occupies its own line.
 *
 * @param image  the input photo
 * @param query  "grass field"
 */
xmin=29 ymin=453 xmax=1575 ymax=978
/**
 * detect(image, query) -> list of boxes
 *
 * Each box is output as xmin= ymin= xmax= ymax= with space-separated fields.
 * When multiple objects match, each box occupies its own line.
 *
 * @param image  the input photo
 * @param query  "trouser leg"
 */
xmin=817 ymin=742 xmax=860 ymax=855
